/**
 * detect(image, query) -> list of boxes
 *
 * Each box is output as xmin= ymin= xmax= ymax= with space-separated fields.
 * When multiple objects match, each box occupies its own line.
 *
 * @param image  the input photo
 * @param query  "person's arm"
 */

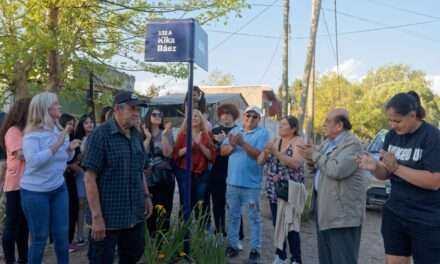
xmin=84 ymin=169 xmax=106 ymax=240
xmin=314 ymin=141 xmax=362 ymax=180
xmin=143 ymin=173 xmax=153 ymax=218
xmin=161 ymin=132 xmax=174 ymax=158
xmin=272 ymin=138 xmax=305 ymax=169
xmin=371 ymin=161 xmax=391 ymax=180
xmin=5 ymin=128 xmax=25 ymax=160
xmin=198 ymin=133 xmax=216 ymax=161
xmin=393 ymin=166 xmax=440 ymax=190
xmin=391 ymin=133 xmax=440 ymax=190
xmin=23 ymin=132 xmax=66 ymax=169
xmin=237 ymin=129 xmax=269 ymax=160
xmin=173 ymin=132 xmax=187 ymax=159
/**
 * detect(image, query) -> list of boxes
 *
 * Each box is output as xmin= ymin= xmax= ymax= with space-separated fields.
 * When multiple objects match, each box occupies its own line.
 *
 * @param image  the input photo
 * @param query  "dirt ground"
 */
xmin=0 ymin=191 xmax=385 ymax=264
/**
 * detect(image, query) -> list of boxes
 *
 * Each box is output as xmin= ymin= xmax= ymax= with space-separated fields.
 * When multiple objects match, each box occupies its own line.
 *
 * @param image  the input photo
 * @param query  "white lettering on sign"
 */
xmin=157 ymin=29 xmax=177 ymax=53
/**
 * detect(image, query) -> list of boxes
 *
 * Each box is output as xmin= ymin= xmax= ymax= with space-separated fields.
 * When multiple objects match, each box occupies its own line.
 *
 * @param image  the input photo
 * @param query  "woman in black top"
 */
xmin=357 ymin=91 xmax=440 ymax=264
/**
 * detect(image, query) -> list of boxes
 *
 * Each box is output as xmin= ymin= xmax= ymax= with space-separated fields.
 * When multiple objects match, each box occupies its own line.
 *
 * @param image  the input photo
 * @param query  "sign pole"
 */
xmin=184 ymin=60 xmax=194 ymax=254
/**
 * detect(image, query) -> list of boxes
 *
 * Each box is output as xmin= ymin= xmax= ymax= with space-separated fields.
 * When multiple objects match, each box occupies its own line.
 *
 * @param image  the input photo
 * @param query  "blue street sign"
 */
xmin=145 ymin=19 xmax=208 ymax=71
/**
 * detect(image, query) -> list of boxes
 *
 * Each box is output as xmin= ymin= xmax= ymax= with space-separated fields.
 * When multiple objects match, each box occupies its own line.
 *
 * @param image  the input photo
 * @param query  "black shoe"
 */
xmin=248 ymin=249 xmax=261 ymax=263
xmin=226 ymin=246 xmax=239 ymax=258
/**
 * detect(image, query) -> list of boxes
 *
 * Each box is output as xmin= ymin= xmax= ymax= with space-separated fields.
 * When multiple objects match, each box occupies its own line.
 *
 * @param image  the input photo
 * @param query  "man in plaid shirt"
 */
xmin=82 ymin=91 xmax=152 ymax=264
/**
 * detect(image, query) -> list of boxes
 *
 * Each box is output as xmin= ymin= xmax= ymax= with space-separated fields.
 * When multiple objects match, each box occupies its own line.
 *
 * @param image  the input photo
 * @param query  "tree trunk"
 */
xmin=281 ymin=0 xmax=290 ymax=115
xmin=306 ymin=58 xmax=315 ymax=141
xmin=47 ymin=6 xmax=63 ymax=93
xmin=13 ymin=61 xmax=29 ymax=99
xmin=298 ymin=0 xmax=321 ymax=130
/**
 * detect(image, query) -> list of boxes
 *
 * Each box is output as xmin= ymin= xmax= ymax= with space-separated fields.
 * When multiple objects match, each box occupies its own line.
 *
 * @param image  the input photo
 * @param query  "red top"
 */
xmin=173 ymin=131 xmax=216 ymax=174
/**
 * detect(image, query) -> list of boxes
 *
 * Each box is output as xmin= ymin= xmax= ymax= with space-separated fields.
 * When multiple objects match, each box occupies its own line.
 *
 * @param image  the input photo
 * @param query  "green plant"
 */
xmin=144 ymin=204 xmax=226 ymax=264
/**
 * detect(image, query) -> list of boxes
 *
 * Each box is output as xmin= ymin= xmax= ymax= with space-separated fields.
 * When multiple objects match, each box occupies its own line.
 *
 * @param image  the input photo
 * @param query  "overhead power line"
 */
xmin=259 ymin=38 xmax=282 ymax=83
xmin=210 ymin=0 xmax=280 ymax=52
xmin=365 ymin=0 xmax=440 ymax=20
xmin=207 ymin=20 xmax=440 ymax=40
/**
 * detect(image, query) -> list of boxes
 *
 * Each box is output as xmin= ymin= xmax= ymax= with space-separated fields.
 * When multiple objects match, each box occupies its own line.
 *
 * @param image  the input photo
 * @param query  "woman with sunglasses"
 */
xmin=258 ymin=116 xmax=305 ymax=264
xmin=142 ymin=108 xmax=175 ymax=235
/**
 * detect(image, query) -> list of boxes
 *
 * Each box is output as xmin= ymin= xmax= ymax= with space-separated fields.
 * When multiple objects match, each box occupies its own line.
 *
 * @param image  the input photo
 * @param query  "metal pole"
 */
xmin=282 ymin=0 xmax=290 ymax=115
xmin=184 ymin=61 xmax=194 ymax=254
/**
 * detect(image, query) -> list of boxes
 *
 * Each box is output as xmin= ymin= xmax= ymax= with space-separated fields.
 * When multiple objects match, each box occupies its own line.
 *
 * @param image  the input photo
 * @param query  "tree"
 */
xmin=203 ymin=69 xmax=235 ymax=86
xmin=0 ymin=0 xmax=248 ymax=99
xmin=309 ymin=64 xmax=440 ymax=141
xmin=146 ymin=84 xmax=160 ymax=98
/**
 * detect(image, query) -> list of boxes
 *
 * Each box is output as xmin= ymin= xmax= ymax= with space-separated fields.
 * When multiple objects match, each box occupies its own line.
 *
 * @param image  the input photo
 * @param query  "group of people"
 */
xmin=0 ymin=87 xmax=439 ymax=264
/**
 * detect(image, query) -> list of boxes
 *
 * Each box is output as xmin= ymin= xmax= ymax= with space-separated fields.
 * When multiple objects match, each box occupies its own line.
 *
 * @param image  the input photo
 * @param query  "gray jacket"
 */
xmin=307 ymin=132 xmax=367 ymax=231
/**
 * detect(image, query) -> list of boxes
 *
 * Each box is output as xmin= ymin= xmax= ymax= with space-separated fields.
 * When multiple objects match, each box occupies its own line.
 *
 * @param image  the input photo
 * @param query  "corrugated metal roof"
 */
xmin=149 ymin=93 xmax=245 ymax=105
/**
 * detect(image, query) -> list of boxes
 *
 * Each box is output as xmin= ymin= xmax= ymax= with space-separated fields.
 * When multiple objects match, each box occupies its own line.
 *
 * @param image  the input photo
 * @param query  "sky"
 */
xmin=130 ymin=0 xmax=440 ymax=96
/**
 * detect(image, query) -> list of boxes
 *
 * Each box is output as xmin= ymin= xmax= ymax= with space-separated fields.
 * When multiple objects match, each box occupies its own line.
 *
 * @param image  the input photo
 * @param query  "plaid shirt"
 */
xmin=82 ymin=119 xmax=146 ymax=230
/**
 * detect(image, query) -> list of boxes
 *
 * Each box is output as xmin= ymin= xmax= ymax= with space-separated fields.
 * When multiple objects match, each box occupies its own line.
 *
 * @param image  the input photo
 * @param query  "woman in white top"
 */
xmin=20 ymin=92 xmax=80 ymax=264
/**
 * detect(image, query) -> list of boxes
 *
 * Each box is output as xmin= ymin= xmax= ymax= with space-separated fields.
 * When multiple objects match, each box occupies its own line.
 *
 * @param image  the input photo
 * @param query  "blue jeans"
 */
xmin=175 ymin=168 xmax=209 ymax=217
xmin=227 ymin=185 xmax=262 ymax=251
xmin=21 ymin=184 xmax=69 ymax=264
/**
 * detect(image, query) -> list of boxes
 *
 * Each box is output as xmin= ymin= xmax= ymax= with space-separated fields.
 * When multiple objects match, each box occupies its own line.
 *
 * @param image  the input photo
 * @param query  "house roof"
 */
xmin=149 ymin=93 xmax=247 ymax=105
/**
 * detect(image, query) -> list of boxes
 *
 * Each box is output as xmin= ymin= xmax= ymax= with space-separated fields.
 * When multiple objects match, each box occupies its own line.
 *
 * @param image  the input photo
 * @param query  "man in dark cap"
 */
xmin=82 ymin=91 xmax=152 ymax=264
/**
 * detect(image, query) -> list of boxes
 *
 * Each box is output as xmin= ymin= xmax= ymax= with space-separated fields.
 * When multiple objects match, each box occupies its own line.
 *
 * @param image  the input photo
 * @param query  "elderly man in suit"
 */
xmin=298 ymin=108 xmax=367 ymax=264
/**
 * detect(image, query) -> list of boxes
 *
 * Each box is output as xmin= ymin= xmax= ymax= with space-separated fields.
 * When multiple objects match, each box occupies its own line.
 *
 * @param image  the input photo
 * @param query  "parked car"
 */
xmin=366 ymin=129 xmax=391 ymax=208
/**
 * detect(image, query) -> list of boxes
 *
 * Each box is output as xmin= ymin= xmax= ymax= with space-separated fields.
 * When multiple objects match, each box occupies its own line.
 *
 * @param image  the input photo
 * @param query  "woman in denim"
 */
xmin=0 ymin=98 xmax=31 ymax=264
xmin=173 ymin=109 xmax=216 ymax=217
xmin=20 ymin=92 xmax=81 ymax=264
xmin=73 ymin=113 xmax=95 ymax=245
xmin=258 ymin=116 xmax=305 ymax=264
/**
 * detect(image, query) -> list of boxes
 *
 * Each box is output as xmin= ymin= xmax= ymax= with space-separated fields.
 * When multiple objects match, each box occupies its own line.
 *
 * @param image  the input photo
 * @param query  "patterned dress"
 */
xmin=264 ymin=143 xmax=304 ymax=204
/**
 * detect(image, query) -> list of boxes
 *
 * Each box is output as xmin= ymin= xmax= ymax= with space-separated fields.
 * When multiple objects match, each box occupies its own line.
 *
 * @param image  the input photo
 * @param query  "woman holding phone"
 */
xmin=357 ymin=91 xmax=440 ymax=264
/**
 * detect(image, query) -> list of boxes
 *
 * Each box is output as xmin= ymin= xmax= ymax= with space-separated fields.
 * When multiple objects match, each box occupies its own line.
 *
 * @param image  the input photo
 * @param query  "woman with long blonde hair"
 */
xmin=173 ymin=109 xmax=216 ymax=216
xmin=20 ymin=92 xmax=81 ymax=264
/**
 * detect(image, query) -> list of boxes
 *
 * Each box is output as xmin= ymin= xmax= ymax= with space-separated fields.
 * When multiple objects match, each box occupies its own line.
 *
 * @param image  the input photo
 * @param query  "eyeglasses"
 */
xmin=151 ymin=112 xmax=163 ymax=118
xmin=245 ymin=113 xmax=259 ymax=119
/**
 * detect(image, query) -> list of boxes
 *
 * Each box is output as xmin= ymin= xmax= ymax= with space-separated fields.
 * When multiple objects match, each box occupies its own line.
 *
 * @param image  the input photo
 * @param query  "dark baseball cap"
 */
xmin=113 ymin=91 xmax=148 ymax=107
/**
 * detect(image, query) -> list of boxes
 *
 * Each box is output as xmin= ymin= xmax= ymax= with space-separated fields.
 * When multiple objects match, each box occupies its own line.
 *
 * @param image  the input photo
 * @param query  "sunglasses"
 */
xmin=245 ymin=113 xmax=259 ymax=119
xmin=151 ymin=112 xmax=163 ymax=118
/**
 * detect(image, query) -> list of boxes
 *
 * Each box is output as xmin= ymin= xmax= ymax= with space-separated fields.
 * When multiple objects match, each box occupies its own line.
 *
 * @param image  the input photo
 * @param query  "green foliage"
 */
xmin=0 ymin=0 xmax=248 ymax=98
xmin=144 ymin=205 xmax=225 ymax=264
xmin=294 ymin=64 xmax=440 ymax=141
xmin=203 ymin=69 xmax=236 ymax=86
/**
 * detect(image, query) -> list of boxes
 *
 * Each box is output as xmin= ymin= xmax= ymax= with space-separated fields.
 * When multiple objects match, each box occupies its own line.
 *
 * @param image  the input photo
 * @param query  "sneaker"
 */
xmin=237 ymin=240 xmax=243 ymax=251
xmin=68 ymin=243 xmax=77 ymax=253
xmin=272 ymin=255 xmax=286 ymax=264
xmin=248 ymin=249 xmax=260 ymax=263
xmin=226 ymin=246 xmax=239 ymax=258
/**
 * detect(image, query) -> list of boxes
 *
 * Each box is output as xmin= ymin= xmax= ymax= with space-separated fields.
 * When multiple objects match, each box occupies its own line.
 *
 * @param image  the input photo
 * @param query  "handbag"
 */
xmin=274 ymin=139 xmax=289 ymax=202
xmin=146 ymin=143 xmax=175 ymax=187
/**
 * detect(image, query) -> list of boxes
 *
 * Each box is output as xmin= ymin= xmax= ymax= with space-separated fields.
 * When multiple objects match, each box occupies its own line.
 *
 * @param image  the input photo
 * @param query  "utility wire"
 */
xmin=334 ymin=0 xmax=342 ymax=101
xmin=207 ymin=20 xmax=440 ymax=40
xmin=259 ymin=38 xmax=282 ymax=83
xmin=365 ymin=0 xmax=440 ymax=20
xmin=210 ymin=0 xmax=280 ymax=52
xmin=321 ymin=9 xmax=337 ymax=61
xmin=322 ymin=7 xmax=440 ymax=43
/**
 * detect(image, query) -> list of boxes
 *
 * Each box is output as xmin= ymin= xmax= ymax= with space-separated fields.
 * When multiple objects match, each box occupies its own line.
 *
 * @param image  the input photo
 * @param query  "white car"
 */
xmin=366 ymin=129 xmax=391 ymax=208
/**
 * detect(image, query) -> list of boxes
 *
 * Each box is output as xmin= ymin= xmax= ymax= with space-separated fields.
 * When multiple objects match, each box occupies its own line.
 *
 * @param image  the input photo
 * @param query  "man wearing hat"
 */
xmin=221 ymin=106 xmax=269 ymax=263
xmin=82 ymin=91 xmax=153 ymax=264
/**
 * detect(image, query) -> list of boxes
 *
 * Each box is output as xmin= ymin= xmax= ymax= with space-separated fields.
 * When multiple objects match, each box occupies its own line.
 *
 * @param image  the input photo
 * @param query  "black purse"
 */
xmin=274 ymin=139 xmax=289 ymax=202
xmin=146 ymin=144 xmax=174 ymax=187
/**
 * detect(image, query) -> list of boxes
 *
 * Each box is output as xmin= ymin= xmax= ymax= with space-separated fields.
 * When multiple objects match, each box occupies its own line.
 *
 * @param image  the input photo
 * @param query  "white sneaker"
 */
xmin=291 ymin=262 xmax=300 ymax=264
xmin=272 ymin=255 xmax=286 ymax=264
xmin=237 ymin=240 xmax=243 ymax=251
